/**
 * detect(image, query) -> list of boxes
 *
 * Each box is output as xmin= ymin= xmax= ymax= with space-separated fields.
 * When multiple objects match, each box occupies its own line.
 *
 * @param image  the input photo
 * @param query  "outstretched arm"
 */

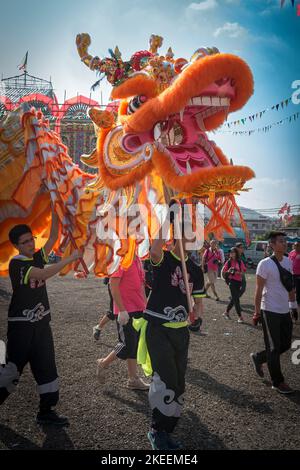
xmin=28 ymin=250 xmax=81 ymax=281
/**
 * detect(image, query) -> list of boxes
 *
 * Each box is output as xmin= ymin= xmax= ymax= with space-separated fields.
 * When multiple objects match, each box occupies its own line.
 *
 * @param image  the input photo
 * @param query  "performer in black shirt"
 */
xmin=0 ymin=209 xmax=81 ymax=426
xmin=146 ymin=202 xmax=206 ymax=450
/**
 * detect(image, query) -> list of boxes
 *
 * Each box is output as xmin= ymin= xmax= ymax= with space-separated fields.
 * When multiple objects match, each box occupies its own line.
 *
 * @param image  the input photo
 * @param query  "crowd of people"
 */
xmin=0 ymin=204 xmax=299 ymax=450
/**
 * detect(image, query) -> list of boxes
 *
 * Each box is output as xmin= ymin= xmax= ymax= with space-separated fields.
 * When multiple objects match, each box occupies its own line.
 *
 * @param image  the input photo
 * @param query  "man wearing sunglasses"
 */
xmin=0 ymin=208 xmax=81 ymax=426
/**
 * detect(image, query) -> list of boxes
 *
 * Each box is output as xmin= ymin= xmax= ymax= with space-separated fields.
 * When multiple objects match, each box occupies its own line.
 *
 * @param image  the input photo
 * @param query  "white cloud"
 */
xmin=188 ymin=0 xmax=218 ymax=11
xmin=214 ymin=22 xmax=248 ymax=38
xmin=236 ymin=178 xmax=300 ymax=210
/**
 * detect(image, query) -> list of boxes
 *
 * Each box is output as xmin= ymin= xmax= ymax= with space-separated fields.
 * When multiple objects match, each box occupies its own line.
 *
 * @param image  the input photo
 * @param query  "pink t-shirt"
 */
xmin=110 ymin=257 xmax=146 ymax=315
xmin=204 ymin=248 xmax=221 ymax=272
xmin=289 ymin=250 xmax=300 ymax=275
xmin=223 ymin=259 xmax=246 ymax=282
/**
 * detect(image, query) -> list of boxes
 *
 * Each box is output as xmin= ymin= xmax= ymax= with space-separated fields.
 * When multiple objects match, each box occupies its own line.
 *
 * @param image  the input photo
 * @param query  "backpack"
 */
xmin=223 ymin=259 xmax=242 ymax=285
xmin=270 ymin=255 xmax=294 ymax=292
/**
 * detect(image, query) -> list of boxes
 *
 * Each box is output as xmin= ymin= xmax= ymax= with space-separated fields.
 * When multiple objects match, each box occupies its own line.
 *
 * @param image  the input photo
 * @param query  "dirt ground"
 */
xmin=0 ymin=273 xmax=299 ymax=450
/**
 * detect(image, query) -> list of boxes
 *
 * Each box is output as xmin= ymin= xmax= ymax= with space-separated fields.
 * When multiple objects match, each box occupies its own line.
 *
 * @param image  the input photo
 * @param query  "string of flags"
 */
xmin=223 ymin=96 xmax=292 ymax=128
xmin=218 ymin=111 xmax=299 ymax=136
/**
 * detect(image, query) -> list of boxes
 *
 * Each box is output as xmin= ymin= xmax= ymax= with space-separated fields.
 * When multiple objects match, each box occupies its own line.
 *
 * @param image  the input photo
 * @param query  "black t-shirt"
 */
xmin=8 ymin=248 xmax=51 ymax=323
xmin=144 ymin=251 xmax=205 ymax=324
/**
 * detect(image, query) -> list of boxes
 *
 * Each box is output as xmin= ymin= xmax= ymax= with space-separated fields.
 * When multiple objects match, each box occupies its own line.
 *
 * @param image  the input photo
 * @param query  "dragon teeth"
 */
xmin=187 ymin=96 xmax=230 ymax=107
xmin=201 ymin=96 xmax=212 ymax=106
xmin=186 ymin=160 xmax=192 ymax=174
xmin=220 ymin=97 xmax=229 ymax=106
xmin=179 ymin=108 xmax=185 ymax=122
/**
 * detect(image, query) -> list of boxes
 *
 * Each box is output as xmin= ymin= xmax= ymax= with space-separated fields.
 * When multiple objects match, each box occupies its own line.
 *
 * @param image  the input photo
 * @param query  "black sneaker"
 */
xmin=250 ymin=353 xmax=264 ymax=378
xmin=147 ymin=430 xmax=170 ymax=450
xmin=188 ymin=317 xmax=202 ymax=332
xmin=36 ymin=410 xmax=69 ymax=427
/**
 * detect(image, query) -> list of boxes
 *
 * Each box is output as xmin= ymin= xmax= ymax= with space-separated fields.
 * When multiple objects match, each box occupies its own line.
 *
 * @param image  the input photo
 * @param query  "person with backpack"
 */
xmin=221 ymin=247 xmax=246 ymax=322
xmin=251 ymin=231 xmax=296 ymax=394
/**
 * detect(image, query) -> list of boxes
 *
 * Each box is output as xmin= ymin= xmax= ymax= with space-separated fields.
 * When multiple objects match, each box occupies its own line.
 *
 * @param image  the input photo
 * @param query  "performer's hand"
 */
xmin=117 ymin=311 xmax=129 ymax=326
xmin=252 ymin=312 xmax=261 ymax=326
xmin=74 ymin=271 xmax=88 ymax=279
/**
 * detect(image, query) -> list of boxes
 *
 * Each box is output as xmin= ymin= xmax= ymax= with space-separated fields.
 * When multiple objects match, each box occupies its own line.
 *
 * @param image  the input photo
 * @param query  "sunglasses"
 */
xmin=18 ymin=236 xmax=36 ymax=245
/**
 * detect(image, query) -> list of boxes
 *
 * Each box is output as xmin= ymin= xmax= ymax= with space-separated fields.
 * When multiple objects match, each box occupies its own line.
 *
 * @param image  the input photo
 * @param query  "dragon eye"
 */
xmin=127 ymin=95 xmax=148 ymax=114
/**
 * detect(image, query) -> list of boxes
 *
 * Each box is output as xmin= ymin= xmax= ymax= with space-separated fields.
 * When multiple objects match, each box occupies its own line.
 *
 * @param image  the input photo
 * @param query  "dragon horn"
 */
xmin=76 ymin=33 xmax=101 ymax=70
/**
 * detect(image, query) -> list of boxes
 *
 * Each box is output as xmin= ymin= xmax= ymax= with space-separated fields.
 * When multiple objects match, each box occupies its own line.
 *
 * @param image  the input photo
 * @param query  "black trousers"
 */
xmin=226 ymin=280 xmax=242 ymax=317
xmin=240 ymin=275 xmax=246 ymax=298
xmin=256 ymin=310 xmax=293 ymax=387
xmin=115 ymin=312 xmax=143 ymax=360
xmin=0 ymin=319 xmax=59 ymax=413
xmin=146 ymin=322 xmax=189 ymax=434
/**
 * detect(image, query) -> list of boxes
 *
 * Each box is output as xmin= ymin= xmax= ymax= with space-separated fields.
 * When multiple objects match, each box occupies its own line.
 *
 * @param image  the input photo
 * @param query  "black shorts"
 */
xmin=114 ymin=311 xmax=143 ymax=360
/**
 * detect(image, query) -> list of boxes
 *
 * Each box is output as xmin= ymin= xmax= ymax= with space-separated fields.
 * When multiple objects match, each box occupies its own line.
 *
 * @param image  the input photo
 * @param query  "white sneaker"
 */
xmin=222 ymin=312 xmax=230 ymax=320
xmin=127 ymin=377 xmax=150 ymax=391
xmin=96 ymin=359 xmax=106 ymax=383
xmin=93 ymin=325 xmax=101 ymax=341
xmin=237 ymin=317 xmax=244 ymax=324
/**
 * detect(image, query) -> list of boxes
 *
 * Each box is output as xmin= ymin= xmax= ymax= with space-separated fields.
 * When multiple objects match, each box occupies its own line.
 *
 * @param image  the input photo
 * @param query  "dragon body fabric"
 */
xmin=0 ymin=34 xmax=255 ymax=277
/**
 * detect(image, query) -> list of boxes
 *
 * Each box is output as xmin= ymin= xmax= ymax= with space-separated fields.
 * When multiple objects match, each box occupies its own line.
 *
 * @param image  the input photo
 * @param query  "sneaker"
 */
xmin=237 ymin=316 xmax=244 ymax=324
xmin=188 ymin=317 xmax=202 ymax=332
xmin=36 ymin=410 xmax=69 ymax=427
xmin=222 ymin=312 xmax=231 ymax=320
xmin=250 ymin=353 xmax=264 ymax=378
xmin=127 ymin=377 xmax=150 ymax=391
xmin=147 ymin=430 xmax=170 ymax=450
xmin=272 ymin=383 xmax=295 ymax=394
xmin=96 ymin=359 xmax=106 ymax=383
xmin=93 ymin=325 xmax=101 ymax=341
xmin=215 ymin=297 xmax=220 ymax=302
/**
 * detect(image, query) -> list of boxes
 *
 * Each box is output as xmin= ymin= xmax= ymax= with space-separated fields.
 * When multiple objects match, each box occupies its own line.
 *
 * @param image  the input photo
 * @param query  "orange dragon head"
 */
xmin=77 ymin=33 xmax=254 ymax=204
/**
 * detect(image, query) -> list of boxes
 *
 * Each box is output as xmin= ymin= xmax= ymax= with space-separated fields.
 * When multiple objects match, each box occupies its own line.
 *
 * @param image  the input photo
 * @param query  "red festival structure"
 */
xmin=0 ymin=70 xmax=99 ymax=169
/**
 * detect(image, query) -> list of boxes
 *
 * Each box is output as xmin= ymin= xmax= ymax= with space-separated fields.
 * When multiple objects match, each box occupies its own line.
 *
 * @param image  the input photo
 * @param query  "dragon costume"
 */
xmin=0 ymin=34 xmax=255 ymax=276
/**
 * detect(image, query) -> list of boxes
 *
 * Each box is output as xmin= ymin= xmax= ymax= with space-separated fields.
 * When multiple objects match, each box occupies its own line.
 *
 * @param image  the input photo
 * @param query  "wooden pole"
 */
xmin=173 ymin=200 xmax=194 ymax=322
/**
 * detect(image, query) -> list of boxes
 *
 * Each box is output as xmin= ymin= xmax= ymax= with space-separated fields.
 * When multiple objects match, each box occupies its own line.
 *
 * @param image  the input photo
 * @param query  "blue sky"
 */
xmin=0 ymin=0 xmax=299 ymax=211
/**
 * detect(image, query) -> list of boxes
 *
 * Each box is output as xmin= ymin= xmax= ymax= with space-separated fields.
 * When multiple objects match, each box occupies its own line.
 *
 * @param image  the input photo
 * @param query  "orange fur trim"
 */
xmin=152 ymin=148 xmax=255 ymax=193
xmin=122 ymin=54 xmax=253 ymax=134
xmin=118 ymin=100 xmax=129 ymax=117
xmin=111 ymin=74 xmax=158 ymax=100
xmin=214 ymin=146 xmax=230 ymax=165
